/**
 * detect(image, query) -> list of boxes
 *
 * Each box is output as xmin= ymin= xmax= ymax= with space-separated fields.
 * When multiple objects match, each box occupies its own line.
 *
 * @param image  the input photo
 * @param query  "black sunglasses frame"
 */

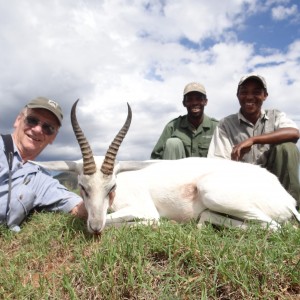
xmin=24 ymin=115 xmax=57 ymax=136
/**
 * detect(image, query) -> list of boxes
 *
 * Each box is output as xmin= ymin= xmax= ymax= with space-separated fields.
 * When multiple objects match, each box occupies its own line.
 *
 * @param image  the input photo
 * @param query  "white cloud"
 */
xmin=272 ymin=4 xmax=298 ymax=20
xmin=0 ymin=0 xmax=299 ymax=161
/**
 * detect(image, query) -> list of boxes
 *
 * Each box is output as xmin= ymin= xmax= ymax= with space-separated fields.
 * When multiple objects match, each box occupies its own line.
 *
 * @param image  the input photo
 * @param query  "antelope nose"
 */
xmin=88 ymin=220 xmax=104 ymax=235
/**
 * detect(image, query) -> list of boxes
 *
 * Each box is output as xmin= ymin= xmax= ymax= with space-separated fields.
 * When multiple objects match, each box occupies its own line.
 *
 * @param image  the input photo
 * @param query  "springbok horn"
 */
xmin=101 ymin=103 xmax=132 ymax=176
xmin=71 ymin=99 xmax=97 ymax=175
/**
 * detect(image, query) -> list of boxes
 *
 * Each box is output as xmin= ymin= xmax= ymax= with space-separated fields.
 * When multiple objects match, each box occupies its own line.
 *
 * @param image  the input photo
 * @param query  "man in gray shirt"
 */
xmin=208 ymin=74 xmax=300 ymax=208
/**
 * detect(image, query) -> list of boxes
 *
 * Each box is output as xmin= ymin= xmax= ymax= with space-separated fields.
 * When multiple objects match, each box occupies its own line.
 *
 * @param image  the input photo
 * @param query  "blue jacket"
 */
xmin=0 ymin=135 xmax=81 ymax=231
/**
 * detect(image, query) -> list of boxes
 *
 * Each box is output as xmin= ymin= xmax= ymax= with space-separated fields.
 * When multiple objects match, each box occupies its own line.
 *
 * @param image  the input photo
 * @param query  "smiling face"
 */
xmin=237 ymin=78 xmax=268 ymax=124
xmin=12 ymin=108 xmax=60 ymax=161
xmin=183 ymin=91 xmax=207 ymax=125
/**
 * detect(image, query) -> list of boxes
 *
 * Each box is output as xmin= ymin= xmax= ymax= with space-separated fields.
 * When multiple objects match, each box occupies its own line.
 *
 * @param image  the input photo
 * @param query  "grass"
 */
xmin=0 ymin=213 xmax=300 ymax=299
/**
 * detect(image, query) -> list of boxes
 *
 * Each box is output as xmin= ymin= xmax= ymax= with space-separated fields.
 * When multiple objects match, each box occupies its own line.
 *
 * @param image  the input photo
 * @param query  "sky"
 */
xmin=0 ymin=0 xmax=299 ymax=162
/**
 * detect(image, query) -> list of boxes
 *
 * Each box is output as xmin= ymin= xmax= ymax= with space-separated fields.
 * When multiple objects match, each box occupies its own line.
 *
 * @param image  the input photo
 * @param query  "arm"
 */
xmin=150 ymin=123 xmax=173 ymax=159
xmin=231 ymin=127 xmax=299 ymax=161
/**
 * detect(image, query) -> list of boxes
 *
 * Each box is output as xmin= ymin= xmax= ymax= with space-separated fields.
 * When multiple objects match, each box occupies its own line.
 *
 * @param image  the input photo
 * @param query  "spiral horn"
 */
xmin=71 ymin=99 xmax=96 ymax=175
xmin=100 ymin=103 xmax=132 ymax=176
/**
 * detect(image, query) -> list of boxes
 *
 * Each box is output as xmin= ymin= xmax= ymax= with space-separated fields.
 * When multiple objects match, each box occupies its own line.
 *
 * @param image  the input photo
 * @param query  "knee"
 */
xmin=165 ymin=138 xmax=183 ymax=148
xmin=274 ymin=142 xmax=299 ymax=157
xmin=163 ymin=138 xmax=186 ymax=159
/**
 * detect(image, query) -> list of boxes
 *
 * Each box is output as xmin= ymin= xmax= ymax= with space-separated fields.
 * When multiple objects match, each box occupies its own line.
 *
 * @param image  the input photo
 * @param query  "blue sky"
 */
xmin=0 ymin=0 xmax=299 ymax=161
xmin=240 ymin=2 xmax=299 ymax=50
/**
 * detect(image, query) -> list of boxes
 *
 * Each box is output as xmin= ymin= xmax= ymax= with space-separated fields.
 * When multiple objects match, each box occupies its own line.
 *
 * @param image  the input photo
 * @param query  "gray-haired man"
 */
xmin=0 ymin=97 xmax=87 ymax=231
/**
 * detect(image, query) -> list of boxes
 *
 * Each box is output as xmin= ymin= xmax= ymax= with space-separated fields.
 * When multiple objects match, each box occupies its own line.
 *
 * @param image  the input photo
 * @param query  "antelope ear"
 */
xmin=29 ymin=159 xmax=83 ymax=174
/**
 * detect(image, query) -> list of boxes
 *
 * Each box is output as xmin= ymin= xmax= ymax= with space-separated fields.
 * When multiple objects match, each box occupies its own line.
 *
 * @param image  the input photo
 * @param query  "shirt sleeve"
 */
xmin=274 ymin=111 xmax=299 ymax=129
xmin=33 ymin=170 xmax=82 ymax=213
xmin=207 ymin=124 xmax=232 ymax=159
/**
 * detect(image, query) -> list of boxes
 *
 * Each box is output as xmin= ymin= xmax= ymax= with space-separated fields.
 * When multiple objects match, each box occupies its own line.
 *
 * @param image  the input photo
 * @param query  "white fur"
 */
xmin=31 ymin=157 xmax=300 ymax=233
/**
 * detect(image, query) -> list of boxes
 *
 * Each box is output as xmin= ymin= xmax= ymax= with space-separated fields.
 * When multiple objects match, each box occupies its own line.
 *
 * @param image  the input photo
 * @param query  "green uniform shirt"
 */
xmin=151 ymin=114 xmax=218 ymax=159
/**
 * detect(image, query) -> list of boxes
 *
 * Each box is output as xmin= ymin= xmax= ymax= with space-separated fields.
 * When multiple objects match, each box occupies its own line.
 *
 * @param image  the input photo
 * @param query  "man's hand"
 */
xmin=70 ymin=201 xmax=88 ymax=219
xmin=231 ymin=138 xmax=253 ymax=161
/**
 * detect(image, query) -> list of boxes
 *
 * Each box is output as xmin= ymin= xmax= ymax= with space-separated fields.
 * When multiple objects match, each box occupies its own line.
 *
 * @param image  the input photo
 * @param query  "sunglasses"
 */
xmin=24 ymin=115 xmax=57 ymax=136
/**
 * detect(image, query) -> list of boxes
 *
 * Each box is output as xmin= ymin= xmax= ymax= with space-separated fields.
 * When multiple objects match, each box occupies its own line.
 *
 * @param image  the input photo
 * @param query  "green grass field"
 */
xmin=0 ymin=213 xmax=299 ymax=299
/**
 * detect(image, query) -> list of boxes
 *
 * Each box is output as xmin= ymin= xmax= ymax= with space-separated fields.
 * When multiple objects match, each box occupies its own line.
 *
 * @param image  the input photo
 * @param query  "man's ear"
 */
xmin=13 ymin=114 xmax=23 ymax=128
xmin=263 ymin=91 xmax=268 ymax=101
xmin=182 ymin=99 xmax=186 ymax=107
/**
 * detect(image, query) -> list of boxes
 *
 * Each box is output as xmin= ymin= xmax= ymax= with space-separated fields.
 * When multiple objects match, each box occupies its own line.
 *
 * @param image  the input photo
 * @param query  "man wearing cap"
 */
xmin=151 ymin=82 xmax=218 ymax=159
xmin=208 ymin=74 xmax=300 ymax=207
xmin=0 ymin=97 xmax=87 ymax=231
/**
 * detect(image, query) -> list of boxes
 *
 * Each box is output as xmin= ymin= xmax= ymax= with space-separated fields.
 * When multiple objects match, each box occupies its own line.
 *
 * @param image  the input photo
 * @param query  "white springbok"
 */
xmin=32 ymin=100 xmax=300 ymax=234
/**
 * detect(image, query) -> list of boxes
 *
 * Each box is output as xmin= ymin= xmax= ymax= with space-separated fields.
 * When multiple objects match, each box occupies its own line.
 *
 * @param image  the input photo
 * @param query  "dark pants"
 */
xmin=265 ymin=142 xmax=300 ymax=208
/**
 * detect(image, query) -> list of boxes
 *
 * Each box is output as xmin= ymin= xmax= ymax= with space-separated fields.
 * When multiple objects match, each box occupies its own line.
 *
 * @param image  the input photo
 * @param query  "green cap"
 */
xmin=26 ymin=97 xmax=63 ymax=125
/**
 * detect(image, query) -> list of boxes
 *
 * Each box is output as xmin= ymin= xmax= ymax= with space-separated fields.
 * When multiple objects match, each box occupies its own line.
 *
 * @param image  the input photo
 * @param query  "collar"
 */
xmin=238 ymin=109 xmax=268 ymax=125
